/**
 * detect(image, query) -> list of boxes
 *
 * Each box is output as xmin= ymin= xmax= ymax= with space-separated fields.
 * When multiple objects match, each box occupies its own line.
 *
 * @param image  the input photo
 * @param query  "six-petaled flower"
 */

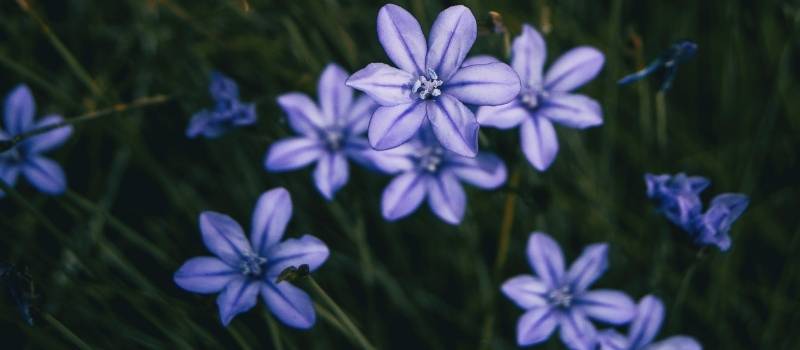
xmin=477 ymin=24 xmax=604 ymax=171
xmin=598 ymin=295 xmax=702 ymax=350
xmin=174 ymin=188 xmax=329 ymax=328
xmin=0 ymin=84 xmax=72 ymax=197
xmin=186 ymin=71 xmax=257 ymax=139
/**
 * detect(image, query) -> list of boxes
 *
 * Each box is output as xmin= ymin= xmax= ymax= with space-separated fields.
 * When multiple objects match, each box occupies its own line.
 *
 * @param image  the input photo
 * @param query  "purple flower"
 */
xmin=346 ymin=4 xmax=520 ymax=157
xmin=501 ymin=232 xmax=635 ymax=349
xmin=598 ymin=295 xmax=701 ymax=350
xmin=174 ymin=188 xmax=329 ymax=328
xmin=0 ymin=84 xmax=72 ymax=197
xmin=186 ymin=71 xmax=256 ymax=139
xmin=644 ymin=173 xmax=709 ymax=231
xmin=377 ymin=125 xmax=506 ymax=224
xmin=476 ymin=24 xmax=604 ymax=171
xmin=265 ymin=63 xmax=382 ymax=200
xmin=692 ymin=193 xmax=749 ymax=251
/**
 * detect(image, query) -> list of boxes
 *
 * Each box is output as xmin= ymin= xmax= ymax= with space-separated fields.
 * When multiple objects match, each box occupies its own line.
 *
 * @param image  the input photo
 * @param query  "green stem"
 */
xmin=265 ymin=312 xmax=285 ymax=350
xmin=42 ymin=313 xmax=93 ymax=350
xmin=307 ymin=277 xmax=376 ymax=350
xmin=492 ymin=165 xmax=522 ymax=275
xmin=655 ymin=91 xmax=668 ymax=151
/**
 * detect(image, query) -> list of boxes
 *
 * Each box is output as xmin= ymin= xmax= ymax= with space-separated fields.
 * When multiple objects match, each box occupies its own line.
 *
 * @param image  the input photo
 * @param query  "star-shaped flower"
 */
xmin=346 ymin=4 xmax=520 ymax=157
xmin=477 ymin=24 xmax=605 ymax=171
xmin=186 ymin=71 xmax=256 ymax=139
xmin=174 ymin=188 xmax=329 ymax=328
xmin=598 ymin=295 xmax=701 ymax=350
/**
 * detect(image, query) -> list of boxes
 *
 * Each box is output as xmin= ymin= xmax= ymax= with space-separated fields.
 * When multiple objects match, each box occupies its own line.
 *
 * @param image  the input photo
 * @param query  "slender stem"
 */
xmin=42 ymin=313 xmax=93 ymax=350
xmin=227 ymin=325 xmax=254 ymax=350
xmin=655 ymin=91 xmax=668 ymax=150
xmin=672 ymin=248 xmax=707 ymax=314
xmin=265 ymin=312 xmax=285 ymax=350
xmin=314 ymin=303 xmax=351 ymax=340
xmin=307 ymin=277 xmax=376 ymax=350
xmin=0 ymin=180 xmax=69 ymax=241
xmin=493 ymin=166 xmax=522 ymax=275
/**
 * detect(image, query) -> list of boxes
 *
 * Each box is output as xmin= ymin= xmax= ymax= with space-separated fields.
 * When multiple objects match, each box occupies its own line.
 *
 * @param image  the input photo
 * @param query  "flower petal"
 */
xmin=516 ymin=307 xmax=558 ymax=346
xmin=381 ymin=171 xmax=427 ymax=221
xmin=22 ymin=156 xmax=66 ymax=195
xmin=185 ymin=110 xmax=220 ymax=139
xmin=709 ymin=193 xmax=749 ymax=223
xmin=318 ymin=63 xmax=353 ymax=123
xmin=539 ymin=93 xmax=603 ymax=129
xmin=426 ymin=170 xmax=466 ymax=224
xmin=646 ymin=336 xmax=702 ymax=350
xmin=597 ymin=330 xmax=628 ymax=350
xmin=277 ymin=93 xmax=326 ymax=136
xmin=501 ymin=275 xmax=548 ymax=309
xmin=449 ymin=152 xmax=507 ymax=189
xmin=446 ymin=61 xmax=521 ymax=106
xmin=521 ymin=116 xmax=559 ymax=171
xmin=369 ymin=101 xmax=426 ymax=150
xmin=461 ymin=55 xmax=500 ymax=67
xmin=526 ymin=232 xmax=566 ymax=289
xmin=566 ymin=243 xmax=609 ymax=293
xmin=376 ymin=4 xmax=427 ymax=75
xmin=559 ymin=310 xmax=598 ymax=350
xmin=4 ymin=84 xmax=35 ymax=135
xmin=0 ymin=163 xmax=21 ymax=187
xmin=265 ymin=234 xmax=330 ymax=277
xmin=628 ymin=295 xmax=665 ymax=349
xmin=216 ymin=277 xmax=260 ymax=326
xmin=577 ymin=290 xmax=636 ymax=325
xmin=174 ymin=257 xmax=238 ymax=294
xmin=262 ymin=281 xmax=316 ymax=329
xmin=265 ymin=137 xmax=324 ymax=171
xmin=345 ymin=95 xmax=379 ymax=135
xmin=347 ymin=63 xmax=415 ymax=106
xmin=251 ymin=188 xmax=292 ymax=257
xmin=351 ymin=141 xmax=415 ymax=174
xmin=22 ymin=115 xmax=72 ymax=154
xmin=544 ymin=47 xmax=605 ymax=92
xmin=313 ymin=151 xmax=349 ymax=200
xmin=476 ymin=101 xmax=530 ymax=129
xmin=512 ymin=24 xmax=547 ymax=88
xmin=427 ymin=94 xmax=479 ymax=157
xmin=426 ymin=5 xmax=477 ymax=81
xmin=199 ymin=211 xmax=253 ymax=266
xmin=209 ymin=71 xmax=239 ymax=101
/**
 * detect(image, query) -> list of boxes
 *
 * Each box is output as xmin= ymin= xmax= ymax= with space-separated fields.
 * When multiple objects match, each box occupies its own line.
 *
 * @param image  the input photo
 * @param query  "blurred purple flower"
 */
xmin=346 ymin=4 xmax=520 ymax=157
xmin=0 ymin=84 xmax=72 ymax=197
xmin=502 ymin=232 xmax=635 ymax=350
xmin=265 ymin=63 xmax=384 ymax=200
xmin=186 ymin=71 xmax=256 ymax=139
xmin=174 ymin=188 xmax=329 ymax=328
xmin=477 ymin=24 xmax=604 ymax=171
xmin=692 ymin=193 xmax=749 ymax=251
xmin=377 ymin=125 xmax=506 ymax=224
xmin=598 ymin=295 xmax=702 ymax=350
xmin=644 ymin=173 xmax=709 ymax=231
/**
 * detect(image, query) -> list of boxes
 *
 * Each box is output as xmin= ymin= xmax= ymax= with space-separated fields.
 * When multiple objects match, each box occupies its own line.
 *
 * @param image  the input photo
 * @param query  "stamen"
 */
xmin=241 ymin=255 xmax=267 ymax=277
xmin=413 ymin=68 xmax=444 ymax=100
xmin=417 ymin=146 xmax=445 ymax=173
xmin=547 ymin=286 xmax=573 ymax=308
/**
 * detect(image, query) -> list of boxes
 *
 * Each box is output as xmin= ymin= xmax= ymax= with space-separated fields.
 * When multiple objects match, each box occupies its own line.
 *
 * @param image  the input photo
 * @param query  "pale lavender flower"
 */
xmin=265 ymin=63 xmax=381 ymax=200
xmin=186 ymin=71 xmax=256 ymax=139
xmin=174 ymin=188 xmax=329 ymax=328
xmin=0 ymin=84 xmax=72 ymax=197
xmin=477 ymin=24 xmax=604 ymax=171
xmin=502 ymin=232 xmax=635 ymax=349
xmin=598 ymin=295 xmax=702 ymax=350
xmin=377 ymin=124 xmax=506 ymax=224
xmin=346 ymin=4 xmax=520 ymax=157
xmin=644 ymin=173 xmax=709 ymax=231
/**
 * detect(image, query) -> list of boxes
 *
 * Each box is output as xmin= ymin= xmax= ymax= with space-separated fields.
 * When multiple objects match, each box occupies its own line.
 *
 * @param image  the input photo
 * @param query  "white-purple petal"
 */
xmin=173 ymin=257 xmax=238 ymax=294
xmin=628 ymin=295 xmax=665 ymax=349
xmin=381 ymin=171 xmax=427 ymax=221
xmin=539 ymin=93 xmax=603 ymax=129
xmin=426 ymin=5 xmax=477 ymax=81
xmin=369 ymin=101 xmax=426 ymax=150
xmin=216 ymin=277 xmax=260 ymax=326
xmin=376 ymin=4 xmax=427 ymax=75
xmin=313 ymin=151 xmax=349 ymax=200
xmin=526 ymin=232 xmax=566 ymax=289
xmin=645 ymin=336 xmax=702 ymax=350
xmin=501 ymin=275 xmax=548 ymax=309
xmin=576 ymin=289 xmax=636 ymax=325
xmin=476 ymin=101 xmax=530 ymax=129
xmin=277 ymin=93 xmax=326 ymax=136
xmin=199 ymin=211 xmax=253 ymax=266
xmin=4 ymin=84 xmax=35 ymax=135
xmin=516 ymin=306 xmax=558 ymax=346
xmin=544 ymin=46 xmax=605 ymax=92
xmin=317 ymin=63 xmax=353 ymax=124
xmin=559 ymin=310 xmax=598 ymax=350
xmin=345 ymin=95 xmax=379 ymax=135
xmin=598 ymin=329 xmax=628 ymax=350
xmin=446 ymin=61 xmax=521 ymax=106
xmin=264 ymin=137 xmax=324 ymax=171
xmin=427 ymin=94 xmax=479 ymax=157
xmin=512 ymin=24 xmax=547 ymax=88
xmin=346 ymin=63 xmax=415 ymax=106
xmin=566 ymin=243 xmax=609 ymax=293
xmin=449 ymin=152 xmax=507 ymax=189
xmin=426 ymin=170 xmax=466 ymax=224
xmin=250 ymin=188 xmax=292 ymax=257
xmin=22 ymin=115 xmax=72 ymax=154
xmin=262 ymin=281 xmax=316 ymax=329
xmin=461 ymin=55 xmax=501 ymax=67
xmin=521 ymin=116 xmax=559 ymax=171
xmin=22 ymin=156 xmax=66 ymax=195
xmin=265 ymin=234 xmax=330 ymax=277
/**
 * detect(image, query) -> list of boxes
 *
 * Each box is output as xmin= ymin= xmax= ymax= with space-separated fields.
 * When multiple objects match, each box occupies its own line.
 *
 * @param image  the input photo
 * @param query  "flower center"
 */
xmin=547 ymin=286 xmax=573 ymax=308
xmin=321 ymin=128 xmax=344 ymax=150
xmin=413 ymin=68 xmax=443 ymax=100
xmin=241 ymin=255 xmax=267 ymax=277
xmin=520 ymin=85 xmax=548 ymax=109
xmin=415 ymin=146 xmax=445 ymax=173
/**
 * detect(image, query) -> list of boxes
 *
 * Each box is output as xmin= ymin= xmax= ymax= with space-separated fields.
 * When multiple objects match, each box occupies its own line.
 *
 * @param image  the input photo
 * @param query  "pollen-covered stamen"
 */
xmin=547 ymin=286 xmax=574 ymax=308
xmin=413 ymin=68 xmax=444 ymax=100
xmin=416 ymin=146 xmax=445 ymax=173
xmin=241 ymin=255 xmax=267 ymax=277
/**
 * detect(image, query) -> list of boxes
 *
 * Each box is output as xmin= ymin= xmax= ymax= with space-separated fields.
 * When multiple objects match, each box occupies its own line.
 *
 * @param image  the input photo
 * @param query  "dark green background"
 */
xmin=1 ymin=0 xmax=798 ymax=349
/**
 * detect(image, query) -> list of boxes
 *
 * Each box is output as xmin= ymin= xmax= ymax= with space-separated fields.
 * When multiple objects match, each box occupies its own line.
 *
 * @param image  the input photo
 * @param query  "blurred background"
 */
xmin=1 ymin=0 xmax=798 ymax=349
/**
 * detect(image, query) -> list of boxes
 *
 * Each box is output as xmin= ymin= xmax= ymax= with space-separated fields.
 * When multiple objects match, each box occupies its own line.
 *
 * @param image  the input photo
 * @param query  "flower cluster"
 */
xmin=646 ymin=173 xmax=749 ymax=251
xmin=186 ymin=71 xmax=257 ymax=139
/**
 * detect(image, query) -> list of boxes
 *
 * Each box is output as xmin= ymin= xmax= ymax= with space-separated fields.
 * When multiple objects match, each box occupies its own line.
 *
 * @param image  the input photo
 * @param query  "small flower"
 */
xmin=618 ymin=41 xmax=698 ymax=91
xmin=174 ymin=188 xmax=329 ymax=328
xmin=692 ymin=193 xmax=749 ymax=251
xmin=477 ymin=24 xmax=605 ymax=171
xmin=346 ymin=4 xmax=520 ymax=157
xmin=644 ymin=173 xmax=709 ymax=231
xmin=598 ymin=295 xmax=702 ymax=350
xmin=265 ymin=63 xmax=382 ymax=200
xmin=186 ymin=71 xmax=256 ymax=139
xmin=377 ymin=125 xmax=507 ymax=224
xmin=0 ymin=84 xmax=72 ymax=197
xmin=501 ymin=232 xmax=636 ymax=349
